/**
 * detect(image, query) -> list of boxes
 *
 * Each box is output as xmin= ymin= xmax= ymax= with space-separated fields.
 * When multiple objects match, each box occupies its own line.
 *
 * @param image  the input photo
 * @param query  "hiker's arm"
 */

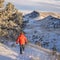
xmin=25 ymin=36 xmax=28 ymax=44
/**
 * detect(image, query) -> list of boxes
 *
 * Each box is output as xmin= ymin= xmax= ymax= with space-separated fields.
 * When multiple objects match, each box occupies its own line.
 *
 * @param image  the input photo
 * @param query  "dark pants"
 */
xmin=20 ymin=45 xmax=25 ymax=54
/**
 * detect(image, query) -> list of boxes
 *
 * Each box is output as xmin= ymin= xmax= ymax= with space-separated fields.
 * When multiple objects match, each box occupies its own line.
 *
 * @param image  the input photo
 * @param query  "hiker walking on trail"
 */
xmin=16 ymin=32 xmax=28 ymax=54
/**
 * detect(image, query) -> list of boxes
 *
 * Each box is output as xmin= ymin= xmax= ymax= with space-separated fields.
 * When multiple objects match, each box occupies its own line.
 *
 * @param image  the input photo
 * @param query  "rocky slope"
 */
xmin=23 ymin=11 xmax=60 ymax=52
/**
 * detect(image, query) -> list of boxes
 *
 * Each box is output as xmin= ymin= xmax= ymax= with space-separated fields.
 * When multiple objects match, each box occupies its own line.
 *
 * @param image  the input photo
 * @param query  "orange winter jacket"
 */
xmin=16 ymin=33 xmax=28 ymax=45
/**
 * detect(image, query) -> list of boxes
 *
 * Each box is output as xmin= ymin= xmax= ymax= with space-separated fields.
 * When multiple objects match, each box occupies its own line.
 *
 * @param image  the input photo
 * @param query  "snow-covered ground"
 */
xmin=0 ymin=42 xmax=58 ymax=60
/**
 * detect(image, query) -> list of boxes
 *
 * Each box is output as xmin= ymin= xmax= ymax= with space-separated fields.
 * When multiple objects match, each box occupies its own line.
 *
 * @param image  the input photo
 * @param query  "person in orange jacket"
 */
xmin=16 ymin=32 xmax=28 ymax=54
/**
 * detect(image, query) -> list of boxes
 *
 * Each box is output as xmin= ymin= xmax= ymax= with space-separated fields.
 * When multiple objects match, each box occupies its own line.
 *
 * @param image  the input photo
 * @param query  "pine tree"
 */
xmin=0 ymin=0 xmax=4 ymax=8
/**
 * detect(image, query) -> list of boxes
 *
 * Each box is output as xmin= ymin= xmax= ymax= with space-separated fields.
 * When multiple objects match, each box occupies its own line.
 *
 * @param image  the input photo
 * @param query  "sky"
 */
xmin=5 ymin=0 xmax=60 ymax=13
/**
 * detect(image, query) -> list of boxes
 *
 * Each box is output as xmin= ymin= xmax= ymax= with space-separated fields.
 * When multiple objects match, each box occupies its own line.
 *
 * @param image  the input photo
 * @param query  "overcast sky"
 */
xmin=5 ymin=0 xmax=60 ymax=13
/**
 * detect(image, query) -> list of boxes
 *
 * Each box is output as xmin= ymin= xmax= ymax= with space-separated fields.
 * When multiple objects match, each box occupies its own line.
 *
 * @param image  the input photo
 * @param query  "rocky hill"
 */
xmin=23 ymin=13 xmax=60 ymax=52
xmin=23 ymin=11 xmax=40 ymax=19
xmin=40 ymin=15 xmax=60 ymax=29
xmin=23 ymin=10 xmax=60 ymax=20
xmin=40 ymin=12 xmax=60 ymax=19
xmin=0 ymin=2 xmax=23 ymax=42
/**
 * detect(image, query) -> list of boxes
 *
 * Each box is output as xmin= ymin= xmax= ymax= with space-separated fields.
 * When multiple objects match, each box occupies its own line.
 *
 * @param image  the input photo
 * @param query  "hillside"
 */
xmin=0 ymin=42 xmax=59 ymax=60
xmin=23 ymin=10 xmax=60 ymax=19
xmin=23 ymin=12 xmax=60 ymax=52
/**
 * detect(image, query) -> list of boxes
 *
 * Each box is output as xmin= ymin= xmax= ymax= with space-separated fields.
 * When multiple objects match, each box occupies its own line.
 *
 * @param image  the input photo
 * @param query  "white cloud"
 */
xmin=5 ymin=0 xmax=60 ymax=5
xmin=5 ymin=0 xmax=60 ymax=13
xmin=5 ymin=0 xmax=35 ymax=5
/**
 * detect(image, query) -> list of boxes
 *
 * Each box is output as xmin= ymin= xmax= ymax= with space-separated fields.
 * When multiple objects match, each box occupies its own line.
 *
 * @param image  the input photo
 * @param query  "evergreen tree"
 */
xmin=0 ymin=0 xmax=4 ymax=8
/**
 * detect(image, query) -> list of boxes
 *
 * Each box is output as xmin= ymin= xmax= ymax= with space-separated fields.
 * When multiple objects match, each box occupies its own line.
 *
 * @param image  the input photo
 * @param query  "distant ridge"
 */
xmin=23 ymin=10 xmax=40 ymax=19
xmin=40 ymin=12 xmax=60 ymax=19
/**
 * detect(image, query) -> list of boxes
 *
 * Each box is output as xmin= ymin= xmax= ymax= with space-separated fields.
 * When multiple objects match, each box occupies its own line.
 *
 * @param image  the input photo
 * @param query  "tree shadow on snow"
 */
xmin=0 ymin=55 xmax=13 ymax=60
